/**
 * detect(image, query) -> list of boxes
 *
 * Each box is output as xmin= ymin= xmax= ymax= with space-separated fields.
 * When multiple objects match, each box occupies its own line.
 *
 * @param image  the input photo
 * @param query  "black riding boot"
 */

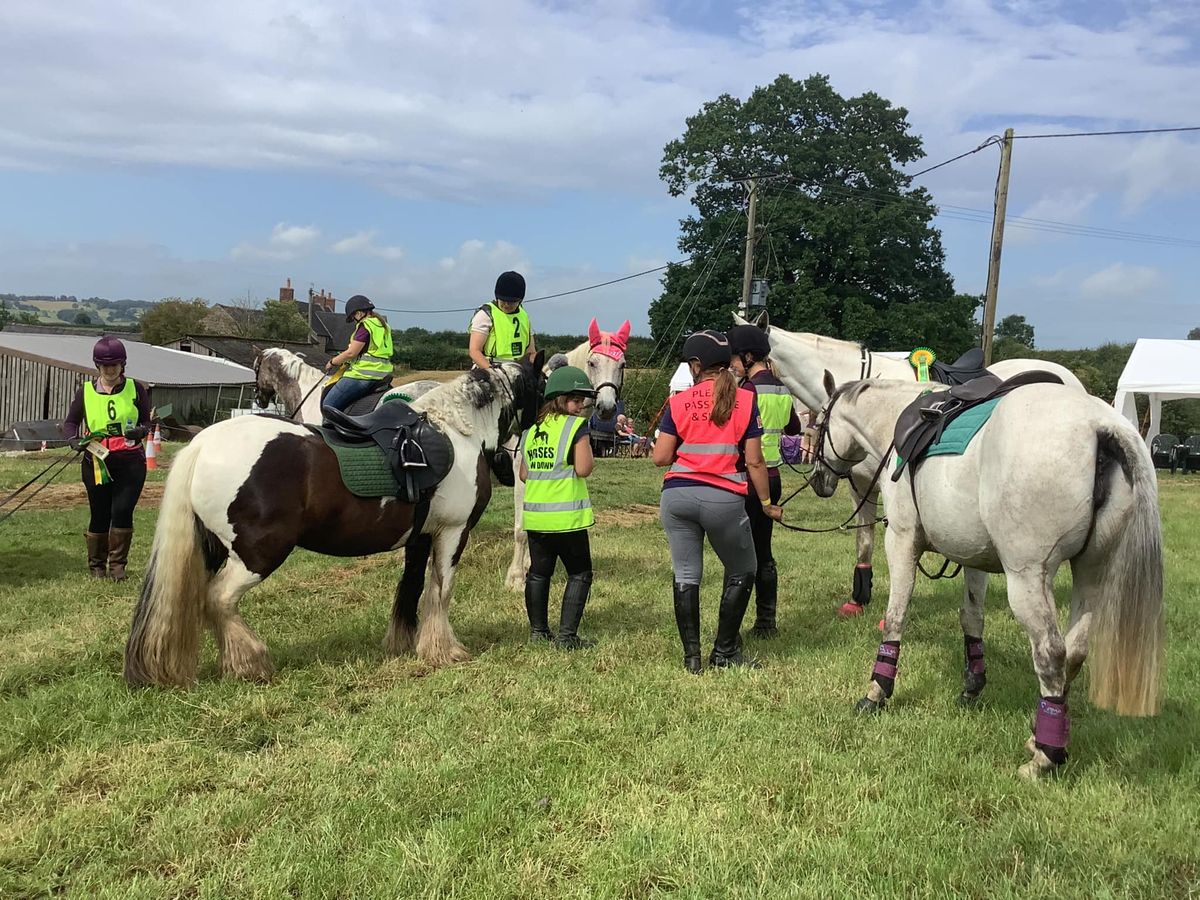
xmin=554 ymin=571 xmax=596 ymax=650
xmin=673 ymin=582 xmax=703 ymax=674
xmin=524 ymin=572 xmax=553 ymax=642
xmin=749 ymin=559 xmax=779 ymax=638
xmin=709 ymin=572 xmax=759 ymax=668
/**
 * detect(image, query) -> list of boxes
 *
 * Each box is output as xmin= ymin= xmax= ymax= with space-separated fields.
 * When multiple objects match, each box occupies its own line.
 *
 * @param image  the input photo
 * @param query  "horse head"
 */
xmin=253 ymin=346 xmax=278 ymax=409
xmin=585 ymin=317 xmax=630 ymax=420
xmin=809 ymin=370 xmax=871 ymax=498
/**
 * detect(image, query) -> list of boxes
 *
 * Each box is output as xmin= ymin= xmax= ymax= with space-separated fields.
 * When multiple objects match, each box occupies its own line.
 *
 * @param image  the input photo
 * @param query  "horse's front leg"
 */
xmin=839 ymin=473 xmax=877 ymax=617
xmin=384 ymin=533 xmax=432 ymax=656
xmin=958 ymin=568 xmax=989 ymax=706
xmin=504 ymin=472 xmax=530 ymax=592
xmin=415 ymin=527 xmax=472 ymax=666
xmin=857 ymin=523 xmax=919 ymax=713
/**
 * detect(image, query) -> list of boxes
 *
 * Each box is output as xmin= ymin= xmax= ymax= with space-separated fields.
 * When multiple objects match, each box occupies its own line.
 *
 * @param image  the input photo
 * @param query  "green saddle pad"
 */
xmin=323 ymin=438 xmax=399 ymax=498
xmin=923 ymin=397 xmax=1001 ymax=458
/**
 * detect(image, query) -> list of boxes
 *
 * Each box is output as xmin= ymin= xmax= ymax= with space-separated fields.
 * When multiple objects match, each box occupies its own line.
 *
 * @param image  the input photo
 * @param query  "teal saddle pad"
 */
xmin=922 ymin=397 xmax=1001 ymax=458
xmin=321 ymin=437 xmax=399 ymax=498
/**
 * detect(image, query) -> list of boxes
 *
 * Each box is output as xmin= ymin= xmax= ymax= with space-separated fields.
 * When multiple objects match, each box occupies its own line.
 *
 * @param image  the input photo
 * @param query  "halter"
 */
xmin=587 ymin=335 xmax=626 ymax=401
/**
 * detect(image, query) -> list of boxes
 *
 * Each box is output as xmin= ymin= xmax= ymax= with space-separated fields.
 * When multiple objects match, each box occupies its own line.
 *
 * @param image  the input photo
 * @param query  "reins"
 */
xmin=0 ymin=448 xmax=84 ymax=526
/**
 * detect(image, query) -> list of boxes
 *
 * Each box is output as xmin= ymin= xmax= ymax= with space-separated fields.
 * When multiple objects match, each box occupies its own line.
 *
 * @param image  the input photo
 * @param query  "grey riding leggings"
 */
xmin=659 ymin=485 xmax=757 ymax=585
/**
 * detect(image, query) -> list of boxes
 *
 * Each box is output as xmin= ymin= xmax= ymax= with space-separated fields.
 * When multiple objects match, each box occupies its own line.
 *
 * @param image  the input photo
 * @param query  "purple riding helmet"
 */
xmin=93 ymin=336 xmax=128 ymax=367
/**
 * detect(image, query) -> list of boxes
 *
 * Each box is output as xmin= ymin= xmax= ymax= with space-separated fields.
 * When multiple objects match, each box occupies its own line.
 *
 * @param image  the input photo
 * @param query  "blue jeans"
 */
xmin=322 ymin=376 xmax=387 ymax=413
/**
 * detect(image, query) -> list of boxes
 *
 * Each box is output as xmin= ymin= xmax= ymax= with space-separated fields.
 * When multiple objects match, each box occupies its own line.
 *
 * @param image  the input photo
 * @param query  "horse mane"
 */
xmin=414 ymin=364 xmax=518 ymax=438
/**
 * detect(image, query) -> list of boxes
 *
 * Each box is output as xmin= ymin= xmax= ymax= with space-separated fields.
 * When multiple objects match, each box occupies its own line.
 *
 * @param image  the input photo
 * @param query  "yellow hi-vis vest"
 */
xmin=521 ymin=414 xmax=593 ymax=532
xmin=754 ymin=383 xmax=794 ymax=469
xmin=345 ymin=316 xmax=395 ymax=380
xmin=83 ymin=379 xmax=139 ymax=452
xmin=480 ymin=302 xmax=531 ymax=361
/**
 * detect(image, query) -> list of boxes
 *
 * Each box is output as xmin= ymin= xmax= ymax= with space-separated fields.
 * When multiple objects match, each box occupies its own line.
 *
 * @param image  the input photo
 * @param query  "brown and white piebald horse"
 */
xmin=124 ymin=354 xmax=546 ymax=687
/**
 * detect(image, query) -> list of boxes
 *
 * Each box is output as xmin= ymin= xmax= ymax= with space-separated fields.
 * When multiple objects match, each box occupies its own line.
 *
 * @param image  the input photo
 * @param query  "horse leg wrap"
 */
xmin=852 ymin=565 xmax=873 ymax=606
xmin=963 ymin=635 xmax=987 ymax=695
xmin=1033 ymin=696 xmax=1070 ymax=766
xmin=871 ymin=640 xmax=900 ymax=698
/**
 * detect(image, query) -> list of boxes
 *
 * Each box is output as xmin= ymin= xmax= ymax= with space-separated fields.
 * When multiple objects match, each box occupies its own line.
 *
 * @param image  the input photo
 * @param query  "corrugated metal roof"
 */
xmin=0 ymin=333 xmax=255 ymax=385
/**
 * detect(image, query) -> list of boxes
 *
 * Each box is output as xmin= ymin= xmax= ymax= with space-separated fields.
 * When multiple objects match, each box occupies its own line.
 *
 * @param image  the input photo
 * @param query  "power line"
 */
xmin=1013 ymin=126 xmax=1200 ymax=139
xmin=370 ymin=262 xmax=677 ymax=316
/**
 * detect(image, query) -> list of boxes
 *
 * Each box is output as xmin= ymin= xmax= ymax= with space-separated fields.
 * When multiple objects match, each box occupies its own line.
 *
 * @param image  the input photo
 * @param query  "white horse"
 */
xmin=733 ymin=311 xmax=1086 ymax=616
xmin=503 ymin=318 xmax=630 ymax=592
xmin=124 ymin=356 xmax=546 ymax=686
xmin=809 ymin=373 xmax=1163 ymax=778
xmin=252 ymin=346 xmax=443 ymax=424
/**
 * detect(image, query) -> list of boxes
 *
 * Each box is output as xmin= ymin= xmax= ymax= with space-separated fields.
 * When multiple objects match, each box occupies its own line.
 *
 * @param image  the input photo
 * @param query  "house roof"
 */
xmin=182 ymin=334 xmax=333 ymax=368
xmin=296 ymin=301 xmax=357 ymax=350
xmin=0 ymin=333 xmax=255 ymax=385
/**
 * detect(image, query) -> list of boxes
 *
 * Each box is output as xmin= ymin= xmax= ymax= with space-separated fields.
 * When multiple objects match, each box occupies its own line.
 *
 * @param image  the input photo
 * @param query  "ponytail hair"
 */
xmin=704 ymin=366 xmax=738 ymax=427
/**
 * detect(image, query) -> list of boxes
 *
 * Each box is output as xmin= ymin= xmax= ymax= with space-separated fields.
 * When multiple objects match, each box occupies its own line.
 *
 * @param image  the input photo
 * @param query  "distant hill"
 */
xmin=0 ymin=294 xmax=155 ymax=327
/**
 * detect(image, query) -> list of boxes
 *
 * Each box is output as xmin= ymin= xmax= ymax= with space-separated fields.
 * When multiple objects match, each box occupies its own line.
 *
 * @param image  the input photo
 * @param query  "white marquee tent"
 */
xmin=1112 ymin=338 xmax=1200 ymax=445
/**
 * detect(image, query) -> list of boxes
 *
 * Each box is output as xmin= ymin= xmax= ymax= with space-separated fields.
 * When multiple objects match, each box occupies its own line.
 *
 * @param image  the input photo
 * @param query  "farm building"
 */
xmin=160 ymin=334 xmax=333 ymax=369
xmin=0 ymin=333 xmax=256 ymax=435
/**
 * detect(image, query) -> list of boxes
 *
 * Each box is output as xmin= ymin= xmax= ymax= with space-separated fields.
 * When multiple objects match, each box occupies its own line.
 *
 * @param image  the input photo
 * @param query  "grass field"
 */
xmin=1 ymin=446 xmax=1198 ymax=898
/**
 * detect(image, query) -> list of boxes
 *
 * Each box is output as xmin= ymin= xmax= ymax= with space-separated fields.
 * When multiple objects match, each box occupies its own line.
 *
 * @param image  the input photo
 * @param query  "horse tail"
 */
xmin=1085 ymin=420 xmax=1164 ymax=716
xmin=124 ymin=441 xmax=210 ymax=687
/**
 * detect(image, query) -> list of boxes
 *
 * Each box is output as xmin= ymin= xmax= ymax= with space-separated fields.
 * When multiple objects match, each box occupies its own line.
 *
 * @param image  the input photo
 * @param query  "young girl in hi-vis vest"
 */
xmin=518 ymin=365 xmax=597 ymax=649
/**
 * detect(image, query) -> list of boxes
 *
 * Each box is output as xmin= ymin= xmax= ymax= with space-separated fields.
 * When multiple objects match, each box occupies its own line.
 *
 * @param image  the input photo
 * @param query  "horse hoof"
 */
xmin=957 ymin=691 xmax=983 ymax=708
xmin=1017 ymin=749 xmax=1061 ymax=781
xmin=837 ymin=602 xmax=865 ymax=618
xmin=855 ymin=696 xmax=884 ymax=714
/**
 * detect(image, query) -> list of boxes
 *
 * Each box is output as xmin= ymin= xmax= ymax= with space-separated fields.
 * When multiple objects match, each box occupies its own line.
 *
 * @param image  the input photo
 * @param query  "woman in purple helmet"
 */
xmin=62 ymin=336 xmax=152 ymax=581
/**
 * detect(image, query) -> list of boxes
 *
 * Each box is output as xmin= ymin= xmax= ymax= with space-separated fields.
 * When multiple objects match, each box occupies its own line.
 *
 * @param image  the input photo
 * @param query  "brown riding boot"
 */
xmin=107 ymin=527 xmax=134 ymax=581
xmin=85 ymin=531 xmax=108 ymax=578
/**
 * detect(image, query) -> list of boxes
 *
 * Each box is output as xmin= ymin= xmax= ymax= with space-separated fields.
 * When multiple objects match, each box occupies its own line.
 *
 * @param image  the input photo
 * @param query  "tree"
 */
xmin=1188 ymin=327 xmax=1200 ymax=340
xmin=140 ymin=298 xmax=209 ymax=345
xmin=995 ymin=314 xmax=1034 ymax=348
xmin=0 ymin=301 xmax=39 ymax=330
xmin=261 ymin=299 xmax=310 ymax=342
xmin=73 ymin=311 xmax=92 ymax=325
xmin=649 ymin=74 xmax=979 ymax=358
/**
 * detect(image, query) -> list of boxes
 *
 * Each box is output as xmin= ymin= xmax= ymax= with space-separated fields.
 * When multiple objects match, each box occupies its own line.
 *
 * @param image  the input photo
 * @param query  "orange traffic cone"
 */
xmin=146 ymin=435 xmax=157 ymax=470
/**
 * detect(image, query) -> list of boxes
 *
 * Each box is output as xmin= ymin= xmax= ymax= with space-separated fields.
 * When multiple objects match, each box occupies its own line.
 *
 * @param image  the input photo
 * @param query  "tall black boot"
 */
xmin=554 ymin=571 xmax=595 ymax=650
xmin=673 ymin=582 xmax=703 ymax=674
xmin=749 ymin=559 xmax=779 ymax=638
xmin=524 ymin=573 xmax=553 ymax=642
xmin=710 ymin=572 xmax=759 ymax=668
xmin=490 ymin=448 xmax=515 ymax=486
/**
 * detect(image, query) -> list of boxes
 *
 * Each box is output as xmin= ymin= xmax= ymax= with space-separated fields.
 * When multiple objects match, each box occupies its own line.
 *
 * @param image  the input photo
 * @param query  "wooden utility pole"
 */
xmin=981 ymin=128 xmax=1014 ymax=365
xmin=739 ymin=178 xmax=759 ymax=316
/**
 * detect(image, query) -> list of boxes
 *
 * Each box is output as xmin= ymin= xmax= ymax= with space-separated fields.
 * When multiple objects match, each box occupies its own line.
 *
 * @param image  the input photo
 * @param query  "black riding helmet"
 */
xmin=494 ymin=271 xmax=526 ymax=303
xmin=680 ymin=329 xmax=732 ymax=369
xmin=344 ymin=294 xmax=375 ymax=322
xmin=726 ymin=324 xmax=771 ymax=360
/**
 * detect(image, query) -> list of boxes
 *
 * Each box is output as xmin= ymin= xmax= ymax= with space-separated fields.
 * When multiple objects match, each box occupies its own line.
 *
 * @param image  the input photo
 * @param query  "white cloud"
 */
xmin=3 ymin=0 xmax=1194 ymax=207
xmin=330 ymin=230 xmax=405 ymax=260
xmin=231 ymin=222 xmax=320 ymax=260
xmin=1079 ymin=262 xmax=1168 ymax=299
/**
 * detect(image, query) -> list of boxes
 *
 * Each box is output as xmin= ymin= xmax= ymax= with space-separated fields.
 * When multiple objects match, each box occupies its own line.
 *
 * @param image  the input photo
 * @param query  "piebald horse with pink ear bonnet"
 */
xmin=504 ymin=317 xmax=630 ymax=591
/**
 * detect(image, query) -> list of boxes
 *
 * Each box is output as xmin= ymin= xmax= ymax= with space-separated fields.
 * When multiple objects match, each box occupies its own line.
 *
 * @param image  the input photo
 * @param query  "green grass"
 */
xmin=1 ymin=450 xmax=1198 ymax=898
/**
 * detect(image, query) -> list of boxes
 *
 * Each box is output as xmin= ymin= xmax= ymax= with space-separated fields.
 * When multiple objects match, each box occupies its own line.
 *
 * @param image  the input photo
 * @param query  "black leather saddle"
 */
xmin=930 ymin=347 xmax=989 ymax=386
xmin=320 ymin=401 xmax=455 ymax=503
xmin=892 ymin=369 xmax=1063 ymax=483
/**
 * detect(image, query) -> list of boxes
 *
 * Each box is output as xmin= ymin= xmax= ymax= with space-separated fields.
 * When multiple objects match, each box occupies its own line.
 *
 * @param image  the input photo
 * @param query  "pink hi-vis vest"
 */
xmin=664 ymin=382 xmax=755 ymax=495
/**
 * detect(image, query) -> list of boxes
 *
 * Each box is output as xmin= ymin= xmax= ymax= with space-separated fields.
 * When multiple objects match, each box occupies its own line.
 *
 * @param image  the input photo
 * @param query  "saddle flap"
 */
xmin=324 ymin=399 xmax=421 ymax=442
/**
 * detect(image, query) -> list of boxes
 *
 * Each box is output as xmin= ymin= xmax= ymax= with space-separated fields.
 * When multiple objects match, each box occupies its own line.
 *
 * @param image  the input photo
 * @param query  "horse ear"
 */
xmin=615 ymin=320 xmax=631 ymax=347
xmin=823 ymin=369 xmax=837 ymax=398
xmin=754 ymin=311 xmax=770 ymax=331
xmin=587 ymin=318 xmax=601 ymax=346
xmin=532 ymin=349 xmax=546 ymax=371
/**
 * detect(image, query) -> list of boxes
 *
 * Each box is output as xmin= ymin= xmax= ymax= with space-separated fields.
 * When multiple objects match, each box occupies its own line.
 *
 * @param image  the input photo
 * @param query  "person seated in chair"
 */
xmin=322 ymin=295 xmax=395 ymax=414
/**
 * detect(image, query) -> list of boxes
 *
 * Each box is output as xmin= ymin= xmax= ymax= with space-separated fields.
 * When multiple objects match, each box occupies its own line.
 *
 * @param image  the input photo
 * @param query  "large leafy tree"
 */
xmin=262 ymin=299 xmax=310 ymax=342
xmin=140 ymin=297 xmax=209 ymax=345
xmin=649 ymin=74 xmax=979 ymax=357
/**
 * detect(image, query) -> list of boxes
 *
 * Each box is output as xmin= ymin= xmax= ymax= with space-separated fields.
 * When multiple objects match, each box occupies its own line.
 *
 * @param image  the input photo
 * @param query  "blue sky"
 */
xmin=1 ymin=0 xmax=1197 ymax=348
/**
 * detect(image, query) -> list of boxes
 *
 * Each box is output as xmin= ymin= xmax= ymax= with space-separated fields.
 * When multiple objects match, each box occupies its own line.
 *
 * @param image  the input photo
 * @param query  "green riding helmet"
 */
xmin=544 ymin=365 xmax=598 ymax=401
